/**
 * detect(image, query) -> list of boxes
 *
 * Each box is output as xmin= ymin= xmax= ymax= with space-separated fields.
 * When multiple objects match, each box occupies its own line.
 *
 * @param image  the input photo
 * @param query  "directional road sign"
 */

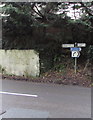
xmin=77 ymin=43 xmax=86 ymax=47
xmin=62 ymin=44 xmax=74 ymax=48
xmin=71 ymin=51 xmax=80 ymax=58
xmin=70 ymin=47 xmax=81 ymax=51
xmin=62 ymin=42 xmax=86 ymax=74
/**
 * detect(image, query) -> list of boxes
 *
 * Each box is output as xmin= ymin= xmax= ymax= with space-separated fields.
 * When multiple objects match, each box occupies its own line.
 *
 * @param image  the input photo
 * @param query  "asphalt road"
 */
xmin=0 ymin=79 xmax=91 ymax=118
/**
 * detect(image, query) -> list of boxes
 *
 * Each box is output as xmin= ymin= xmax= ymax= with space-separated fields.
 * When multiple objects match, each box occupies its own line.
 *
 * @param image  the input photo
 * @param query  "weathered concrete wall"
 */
xmin=0 ymin=50 xmax=40 ymax=77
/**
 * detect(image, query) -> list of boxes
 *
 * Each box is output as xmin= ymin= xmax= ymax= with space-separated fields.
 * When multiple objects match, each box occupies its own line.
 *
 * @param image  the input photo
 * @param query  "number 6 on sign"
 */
xmin=71 ymin=51 xmax=80 ymax=58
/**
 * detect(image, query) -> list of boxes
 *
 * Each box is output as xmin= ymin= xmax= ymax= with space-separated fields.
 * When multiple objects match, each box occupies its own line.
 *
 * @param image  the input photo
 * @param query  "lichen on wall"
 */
xmin=0 ymin=50 xmax=40 ymax=77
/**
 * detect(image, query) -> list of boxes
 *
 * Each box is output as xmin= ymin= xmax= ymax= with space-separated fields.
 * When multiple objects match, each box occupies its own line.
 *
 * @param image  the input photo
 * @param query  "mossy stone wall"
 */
xmin=0 ymin=50 xmax=40 ymax=77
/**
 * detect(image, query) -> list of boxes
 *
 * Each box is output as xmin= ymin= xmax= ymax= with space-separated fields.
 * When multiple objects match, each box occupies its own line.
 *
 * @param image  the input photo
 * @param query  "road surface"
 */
xmin=0 ymin=79 xmax=91 ymax=118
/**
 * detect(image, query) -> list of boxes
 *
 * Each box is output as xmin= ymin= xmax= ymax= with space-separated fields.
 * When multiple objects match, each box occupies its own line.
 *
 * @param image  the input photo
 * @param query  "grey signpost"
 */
xmin=62 ymin=43 xmax=86 ymax=74
xmin=74 ymin=55 xmax=77 ymax=74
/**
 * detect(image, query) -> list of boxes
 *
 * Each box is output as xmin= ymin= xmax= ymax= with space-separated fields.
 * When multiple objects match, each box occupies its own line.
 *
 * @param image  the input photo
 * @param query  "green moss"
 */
xmin=24 ymin=70 xmax=31 ymax=78
xmin=0 ymin=65 xmax=7 ymax=74
xmin=34 ymin=50 xmax=39 ymax=55
xmin=0 ymin=65 xmax=2 ymax=73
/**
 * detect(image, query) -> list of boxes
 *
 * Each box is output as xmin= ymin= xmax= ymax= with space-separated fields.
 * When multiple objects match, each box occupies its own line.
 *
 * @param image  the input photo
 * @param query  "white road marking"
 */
xmin=0 ymin=91 xmax=38 ymax=97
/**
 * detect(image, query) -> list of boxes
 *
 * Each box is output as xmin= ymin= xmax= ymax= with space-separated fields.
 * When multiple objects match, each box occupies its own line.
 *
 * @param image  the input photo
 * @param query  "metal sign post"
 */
xmin=74 ymin=43 xmax=78 ymax=74
xmin=62 ymin=43 xmax=86 ymax=74
xmin=75 ymin=57 xmax=77 ymax=74
xmin=71 ymin=51 xmax=80 ymax=74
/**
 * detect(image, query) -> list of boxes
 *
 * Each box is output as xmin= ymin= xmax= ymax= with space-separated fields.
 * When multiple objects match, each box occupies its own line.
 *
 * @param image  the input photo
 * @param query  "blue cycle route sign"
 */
xmin=62 ymin=43 xmax=86 ymax=74
xmin=70 ymin=47 xmax=81 ymax=51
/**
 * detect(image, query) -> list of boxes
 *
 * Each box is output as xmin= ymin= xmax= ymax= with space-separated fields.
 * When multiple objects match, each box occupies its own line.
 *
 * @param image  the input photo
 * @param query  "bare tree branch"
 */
xmin=34 ymin=4 xmax=44 ymax=18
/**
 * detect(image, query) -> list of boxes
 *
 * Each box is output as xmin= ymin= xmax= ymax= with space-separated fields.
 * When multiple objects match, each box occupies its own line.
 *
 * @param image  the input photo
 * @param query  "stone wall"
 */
xmin=0 ymin=50 xmax=40 ymax=77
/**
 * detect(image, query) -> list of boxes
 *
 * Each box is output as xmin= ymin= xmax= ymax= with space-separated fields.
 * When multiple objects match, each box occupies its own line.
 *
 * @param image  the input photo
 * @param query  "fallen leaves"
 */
xmin=1 ymin=68 xmax=91 ymax=87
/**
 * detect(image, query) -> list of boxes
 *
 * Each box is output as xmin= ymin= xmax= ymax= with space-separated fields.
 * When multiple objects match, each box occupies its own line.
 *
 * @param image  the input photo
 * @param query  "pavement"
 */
xmin=0 ymin=79 xmax=91 ymax=118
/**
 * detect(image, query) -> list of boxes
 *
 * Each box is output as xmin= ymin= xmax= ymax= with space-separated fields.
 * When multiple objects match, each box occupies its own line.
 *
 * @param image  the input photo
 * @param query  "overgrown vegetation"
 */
xmin=1 ymin=2 xmax=93 ymax=73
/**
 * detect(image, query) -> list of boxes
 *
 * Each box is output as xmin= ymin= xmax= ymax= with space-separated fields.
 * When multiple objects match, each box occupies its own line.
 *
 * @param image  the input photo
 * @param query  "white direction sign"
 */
xmin=77 ymin=43 xmax=86 ymax=47
xmin=71 ymin=51 xmax=80 ymax=58
xmin=62 ymin=44 xmax=74 ymax=48
xmin=62 ymin=42 xmax=86 ymax=74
